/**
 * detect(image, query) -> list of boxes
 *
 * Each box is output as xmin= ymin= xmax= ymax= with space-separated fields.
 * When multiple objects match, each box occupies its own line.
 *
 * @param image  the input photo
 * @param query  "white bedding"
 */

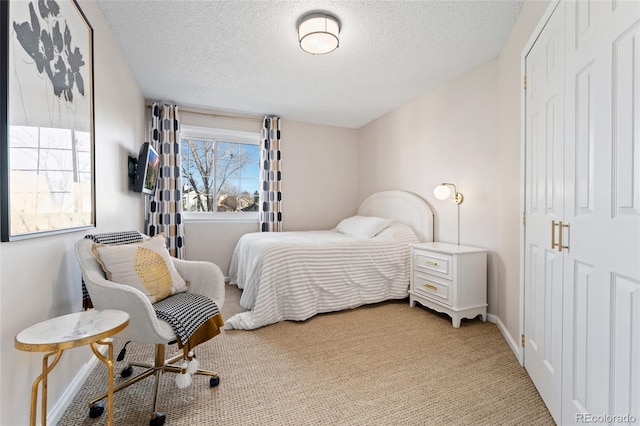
xmin=225 ymin=224 xmax=420 ymax=330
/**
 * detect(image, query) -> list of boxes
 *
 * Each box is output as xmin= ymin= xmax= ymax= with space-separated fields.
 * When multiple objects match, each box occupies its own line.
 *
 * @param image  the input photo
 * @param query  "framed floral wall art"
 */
xmin=0 ymin=0 xmax=95 ymax=241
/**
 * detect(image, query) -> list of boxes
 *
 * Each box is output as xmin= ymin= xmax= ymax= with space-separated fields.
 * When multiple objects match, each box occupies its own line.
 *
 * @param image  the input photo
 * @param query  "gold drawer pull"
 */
xmin=425 ymin=261 xmax=438 ymax=266
xmin=424 ymin=284 xmax=438 ymax=291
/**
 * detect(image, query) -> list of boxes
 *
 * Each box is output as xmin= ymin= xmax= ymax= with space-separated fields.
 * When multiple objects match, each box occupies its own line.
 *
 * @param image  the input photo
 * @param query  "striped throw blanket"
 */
xmin=153 ymin=292 xmax=222 ymax=348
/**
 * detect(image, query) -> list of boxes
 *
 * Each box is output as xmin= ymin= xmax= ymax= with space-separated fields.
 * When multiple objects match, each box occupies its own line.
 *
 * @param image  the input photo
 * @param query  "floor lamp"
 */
xmin=433 ymin=182 xmax=464 ymax=245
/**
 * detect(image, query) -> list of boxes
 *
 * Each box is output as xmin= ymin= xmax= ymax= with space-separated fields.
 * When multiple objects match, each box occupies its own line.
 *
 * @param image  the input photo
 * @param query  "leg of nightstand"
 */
xmin=452 ymin=315 xmax=462 ymax=328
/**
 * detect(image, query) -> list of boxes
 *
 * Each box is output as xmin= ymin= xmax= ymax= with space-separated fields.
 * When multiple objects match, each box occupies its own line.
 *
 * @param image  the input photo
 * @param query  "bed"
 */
xmin=225 ymin=190 xmax=434 ymax=330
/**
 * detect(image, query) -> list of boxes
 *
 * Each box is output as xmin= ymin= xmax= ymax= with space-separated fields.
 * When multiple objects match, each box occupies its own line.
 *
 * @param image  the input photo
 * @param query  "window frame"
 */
xmin=180 ymin=125 xmax=260 ymax=224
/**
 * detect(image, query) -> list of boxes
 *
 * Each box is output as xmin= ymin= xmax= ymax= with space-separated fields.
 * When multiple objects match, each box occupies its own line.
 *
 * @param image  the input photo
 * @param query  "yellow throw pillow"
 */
xmin=92 ymin=234 xmax=188 ymax=303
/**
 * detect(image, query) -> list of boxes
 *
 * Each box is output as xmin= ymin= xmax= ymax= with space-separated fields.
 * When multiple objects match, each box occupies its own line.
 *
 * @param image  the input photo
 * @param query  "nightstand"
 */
xmin=409 ymin=242 xmax=487 ymax=327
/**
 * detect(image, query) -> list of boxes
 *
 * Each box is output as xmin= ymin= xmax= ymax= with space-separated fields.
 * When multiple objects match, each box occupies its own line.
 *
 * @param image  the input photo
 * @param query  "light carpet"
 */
xmin=58 ymin=284 xmax=554 ymax=425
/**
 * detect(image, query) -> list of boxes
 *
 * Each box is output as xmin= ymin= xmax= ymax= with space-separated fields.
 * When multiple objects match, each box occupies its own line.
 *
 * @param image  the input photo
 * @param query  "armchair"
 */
xmin=75 ymin=232 xmax=225 ymax=426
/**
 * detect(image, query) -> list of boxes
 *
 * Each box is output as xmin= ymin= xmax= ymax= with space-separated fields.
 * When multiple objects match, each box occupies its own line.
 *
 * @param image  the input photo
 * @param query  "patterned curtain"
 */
xmin=146 ymin=103 xmax=185 ymax=258
xmin=259 ymin=116 xmax=282 ymax=232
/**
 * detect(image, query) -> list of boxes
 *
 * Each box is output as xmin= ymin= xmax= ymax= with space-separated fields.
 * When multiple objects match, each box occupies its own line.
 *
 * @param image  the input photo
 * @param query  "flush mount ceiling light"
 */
xmin=298 ymin=12 xmax=340 ymax=55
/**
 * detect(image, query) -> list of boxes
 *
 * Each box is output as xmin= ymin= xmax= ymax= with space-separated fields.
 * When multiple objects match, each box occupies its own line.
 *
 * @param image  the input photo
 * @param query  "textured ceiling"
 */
xmin=97 ymin=1 xmax=524 ymax=129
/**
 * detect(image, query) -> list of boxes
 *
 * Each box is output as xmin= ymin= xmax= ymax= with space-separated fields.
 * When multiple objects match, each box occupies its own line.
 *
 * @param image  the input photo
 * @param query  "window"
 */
xmin=180 ymin=126 xmax=260 ymax=221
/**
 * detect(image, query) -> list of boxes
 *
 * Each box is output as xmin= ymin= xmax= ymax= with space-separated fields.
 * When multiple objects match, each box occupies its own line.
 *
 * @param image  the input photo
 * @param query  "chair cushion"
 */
xmin=82 ymin=231 xmax=145 ymax=309
xmin=91 ymin=234 xmax=188 ymax=303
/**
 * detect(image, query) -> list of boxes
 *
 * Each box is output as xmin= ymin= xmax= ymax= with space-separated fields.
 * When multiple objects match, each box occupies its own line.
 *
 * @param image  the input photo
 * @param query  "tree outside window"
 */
xmin=181 ymin=133 xmax=260 ymax=214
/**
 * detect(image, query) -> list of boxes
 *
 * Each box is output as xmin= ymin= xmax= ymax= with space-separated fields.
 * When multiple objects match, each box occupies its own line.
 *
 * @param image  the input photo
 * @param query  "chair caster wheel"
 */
xmin=121 ymin=366 xmax=133 ymax=377
xmin=149 ymin=412 xmax=166 ymax=426
xmin=210 ymin=376 xmax=220 ymax=387
xmin=89 ymin=402 xmax=104 ymax=418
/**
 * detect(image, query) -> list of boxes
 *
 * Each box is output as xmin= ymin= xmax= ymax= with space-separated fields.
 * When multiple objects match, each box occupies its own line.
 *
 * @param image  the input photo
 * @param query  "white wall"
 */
xmin=183 ymin=119 xmax=359 ymax=275
xmin=357 ymin=59 xmax=501 ymax=312
xmin=281 ymin=119 xmax=359 ymax=231
xmin=0 ymin=1 xmax=146 ymax=424
xmin=180 ymin=109 xmax=261 ymax=134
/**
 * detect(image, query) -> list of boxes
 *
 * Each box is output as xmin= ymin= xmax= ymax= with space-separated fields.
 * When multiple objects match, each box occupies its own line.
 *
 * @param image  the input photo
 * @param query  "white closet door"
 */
xmin=523 ymin=2 xmax=565 ymax=422
xmin=562 ymin=0 xmax=640 ymax=423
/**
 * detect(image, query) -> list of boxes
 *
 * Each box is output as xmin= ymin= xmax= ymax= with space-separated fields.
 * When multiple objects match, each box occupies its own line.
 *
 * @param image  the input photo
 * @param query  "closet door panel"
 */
xmin=523 ymin=3 xmax=565 ymax=422
xmin=573 ymin=63 xmax=595 ymax=216
xmin=608 ymin=8 xmax=640 ymax=423
xmin=611 ymin=276 xmax=640 ymax=420
xmin=525 ymin=1 xmax=640 ymax=423
xmin=569 ymin=261 xmax=592 ymax=411
xmin=562 ymin=1 xmax=640 ymax=423
xmin=612 ymin=21 xmax=640 ymax=220
xmin=562 ymin=2 xmax=610 ymax=418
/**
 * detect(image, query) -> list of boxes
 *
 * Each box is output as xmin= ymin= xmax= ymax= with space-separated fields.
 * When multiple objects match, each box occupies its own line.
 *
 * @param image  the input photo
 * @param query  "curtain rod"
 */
xmin=146 ymin=104 xmax=263 ymax=122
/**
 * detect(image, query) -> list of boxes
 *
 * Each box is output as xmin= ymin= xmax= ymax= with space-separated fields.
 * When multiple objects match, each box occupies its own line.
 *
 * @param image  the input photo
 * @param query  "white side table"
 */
xmin=409 ymin=242 xmax=487 ymax=327
xmin=15 ymin=309 xmax=129 ymax=426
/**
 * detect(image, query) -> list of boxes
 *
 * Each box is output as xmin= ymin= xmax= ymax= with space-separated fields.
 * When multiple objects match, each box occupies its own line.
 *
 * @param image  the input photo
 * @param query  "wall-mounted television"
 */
xmin=132 ymin=142 xmax=160 ymax=195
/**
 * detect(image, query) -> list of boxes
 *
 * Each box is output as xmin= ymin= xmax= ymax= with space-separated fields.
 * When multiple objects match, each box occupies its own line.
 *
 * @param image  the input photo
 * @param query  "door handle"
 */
xmin=558 ymin=221 xmax=569 ymax=252
xmin=551 ymin=220 xmax=569 ymax=252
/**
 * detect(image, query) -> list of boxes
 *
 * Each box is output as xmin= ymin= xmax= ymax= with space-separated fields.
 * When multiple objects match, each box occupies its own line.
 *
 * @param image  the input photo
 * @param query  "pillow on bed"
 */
xmin=375 ymin=223 xmax=420 ymax=242
xmin=91 ymin=234 xmax=188 ymax=303
xmin=336 ymin=215 xmax=394 ymax=238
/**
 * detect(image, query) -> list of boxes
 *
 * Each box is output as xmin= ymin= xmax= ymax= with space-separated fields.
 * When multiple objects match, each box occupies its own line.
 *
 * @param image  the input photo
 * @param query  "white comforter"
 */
xmin=225 ymin=224 xmax=419 ymax=330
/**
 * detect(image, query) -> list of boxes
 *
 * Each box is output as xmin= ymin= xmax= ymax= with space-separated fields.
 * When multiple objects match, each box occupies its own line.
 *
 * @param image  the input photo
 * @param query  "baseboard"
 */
xmin=488 ymin=314 xmax=523 ymax=365
xmin=47 ymin=342 xmax=109 ymax=424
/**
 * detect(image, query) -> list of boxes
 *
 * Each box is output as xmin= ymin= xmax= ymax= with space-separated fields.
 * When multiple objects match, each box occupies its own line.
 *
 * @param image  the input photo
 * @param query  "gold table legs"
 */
xmin=28 ymin=340 xmax=115 ymax=426
xmin=90 ymin=340 xmax=115 ymax=425
xmin=30 ymin=351 xmax=62 ymax=426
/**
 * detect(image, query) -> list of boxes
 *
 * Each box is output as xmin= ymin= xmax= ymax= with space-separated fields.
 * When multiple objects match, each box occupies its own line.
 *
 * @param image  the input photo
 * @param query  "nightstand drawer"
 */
xmin=413 ymin=272 xmax=451 ymax=305
xmin=413 ymin=251 xmax=453 ymax=279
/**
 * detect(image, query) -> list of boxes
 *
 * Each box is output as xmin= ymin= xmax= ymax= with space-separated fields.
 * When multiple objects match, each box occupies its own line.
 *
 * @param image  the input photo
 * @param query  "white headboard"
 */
xmin=357 ymin=190 xmax=434 ymax=242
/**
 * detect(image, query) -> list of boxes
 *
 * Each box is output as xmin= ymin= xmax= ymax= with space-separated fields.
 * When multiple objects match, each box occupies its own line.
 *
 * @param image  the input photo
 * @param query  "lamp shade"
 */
xmin=298 ymin=13 xmax=340 ymax=55
xmin=434 ymin=185 xmax=452 ymax=200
